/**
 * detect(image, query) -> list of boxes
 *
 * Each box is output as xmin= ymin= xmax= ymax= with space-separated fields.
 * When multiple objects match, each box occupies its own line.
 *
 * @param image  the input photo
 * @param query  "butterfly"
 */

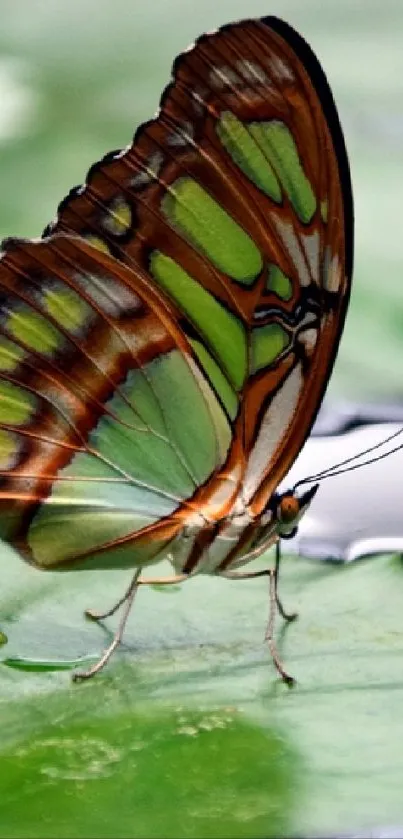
xmin=0 ymin=15 xmax=353 ymax=684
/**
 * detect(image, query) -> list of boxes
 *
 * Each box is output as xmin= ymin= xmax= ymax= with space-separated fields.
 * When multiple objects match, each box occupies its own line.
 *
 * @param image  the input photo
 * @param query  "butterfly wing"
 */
xmin=44 ymin=16 xmax=353 ymax=521
xmin=0 ymin=235 xmax=234 ymax=569
xmin=0 ymin=18 xmax=353 ymax=574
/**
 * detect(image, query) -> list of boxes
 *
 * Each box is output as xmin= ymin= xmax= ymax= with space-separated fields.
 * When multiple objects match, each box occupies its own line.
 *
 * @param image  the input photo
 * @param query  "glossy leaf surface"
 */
xmin=1 ymin=547 xmax=403 ymax=837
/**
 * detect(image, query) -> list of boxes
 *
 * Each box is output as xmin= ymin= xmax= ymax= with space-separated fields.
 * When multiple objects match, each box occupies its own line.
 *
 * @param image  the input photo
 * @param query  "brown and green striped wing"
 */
xmin=0 ymin=236 xmax=233 ymax=569
xmin=0 ymin=17 xmax=352 ymax=574
xmin=45 ymin=15 xmax=353 ymax=518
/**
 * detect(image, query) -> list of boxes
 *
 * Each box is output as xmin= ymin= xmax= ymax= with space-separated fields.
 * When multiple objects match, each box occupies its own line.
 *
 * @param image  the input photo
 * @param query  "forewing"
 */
xmin=45 ymin=16 xmax=353 ymax=514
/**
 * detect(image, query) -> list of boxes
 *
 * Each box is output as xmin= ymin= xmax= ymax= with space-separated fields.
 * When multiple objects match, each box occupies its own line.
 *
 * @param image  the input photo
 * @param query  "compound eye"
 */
xmin=277 ymin=494 xmax=300 ymax=525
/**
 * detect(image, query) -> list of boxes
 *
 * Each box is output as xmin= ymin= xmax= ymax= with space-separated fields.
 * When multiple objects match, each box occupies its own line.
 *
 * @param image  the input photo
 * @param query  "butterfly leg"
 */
xmin=85 ymin=571 xmax=188 ymax=622
xmin=219 ymin=567 xmax=295 ymax=686
xmin=265 ymin=568 xmax=295 ymax=687
xmin=274 ymin=541 xmax=298 ymax=623
xmin=85 ymin=571 xmax=141 ymax=622
xmin=74 ymin=572 xmax=190 ymax=681
xmin=73 ymin=567 xmax=142 ymax=682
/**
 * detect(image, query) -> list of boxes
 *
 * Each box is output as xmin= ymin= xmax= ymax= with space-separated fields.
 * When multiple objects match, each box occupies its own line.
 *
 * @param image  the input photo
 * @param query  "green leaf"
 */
xmin=1 ymin=542 xmax=403 ymax=838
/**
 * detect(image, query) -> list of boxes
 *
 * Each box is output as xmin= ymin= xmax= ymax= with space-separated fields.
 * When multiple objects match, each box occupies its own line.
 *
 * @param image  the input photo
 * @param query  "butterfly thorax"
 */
xmin=168 ymin=498 xmax=277 ymax=576
xmin=167 ymin=480 xmax=318 ymax=576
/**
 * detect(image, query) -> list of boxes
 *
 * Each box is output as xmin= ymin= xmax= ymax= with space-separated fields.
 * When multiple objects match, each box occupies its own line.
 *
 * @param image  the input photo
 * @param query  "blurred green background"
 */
xmin=0 ymin=1 xmax=403 ymax=837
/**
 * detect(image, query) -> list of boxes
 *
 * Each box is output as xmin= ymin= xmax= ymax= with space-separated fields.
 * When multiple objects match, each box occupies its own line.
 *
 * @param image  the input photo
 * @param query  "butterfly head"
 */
xmin=272 ymin=483 xmax=319 ymax=539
